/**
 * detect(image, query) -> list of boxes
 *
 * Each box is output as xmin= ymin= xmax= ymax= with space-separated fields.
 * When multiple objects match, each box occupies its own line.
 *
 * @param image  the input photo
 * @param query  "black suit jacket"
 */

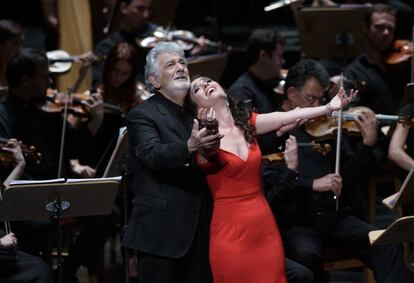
xmin=122 ymin=93 xmax=210 ymax=258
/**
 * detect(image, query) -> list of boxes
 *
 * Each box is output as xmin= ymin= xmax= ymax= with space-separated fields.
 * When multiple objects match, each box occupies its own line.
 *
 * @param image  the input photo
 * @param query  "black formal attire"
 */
xmin=345 ymin=54 xmax=408 ymax=116
xmin=275 ymin=125 xmax=413 ymax=283
xmin=122 ymin=93 xmax=212 ymax=283
xmin=0 ymin=229 xmax=50 ymax=283
xmin=93 ymin=23 xmax=157 ymax=87
xmin=0 ymin=93 xmax=93 ymax=258
xmin=229 ymin=71 xmax=283 ymax=155
xmin=229 ymin=74 xmax=313 ymax=283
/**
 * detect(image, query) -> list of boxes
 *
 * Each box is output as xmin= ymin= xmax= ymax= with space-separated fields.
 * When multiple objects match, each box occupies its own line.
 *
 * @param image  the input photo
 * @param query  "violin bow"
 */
xmin=334 ymin=72 xmax=344 ymax=211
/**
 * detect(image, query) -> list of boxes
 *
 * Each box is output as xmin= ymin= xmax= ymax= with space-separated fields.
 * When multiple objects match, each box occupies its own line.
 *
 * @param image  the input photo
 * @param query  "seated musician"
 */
xmin=0 ymin=139 xmax=49 ymax=283
xmin=0 ymin=48 xmax=103 ymax=259
xmin=268 ymin=58 xmax=413 ymax=283
xmin=93 ymin=0 xmax=156 ymax=85
xmin=64 ymin=42 xmax=149 ymax=282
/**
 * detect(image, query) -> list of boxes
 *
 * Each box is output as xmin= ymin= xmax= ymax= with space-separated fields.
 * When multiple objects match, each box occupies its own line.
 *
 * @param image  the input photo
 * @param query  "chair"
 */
xmin=322 ymin=246 xmax=375 ymax=283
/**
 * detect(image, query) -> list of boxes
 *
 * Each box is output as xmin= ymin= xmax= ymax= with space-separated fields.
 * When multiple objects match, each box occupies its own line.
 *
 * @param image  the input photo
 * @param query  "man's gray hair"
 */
xmin=145 ymin=42 xmax=186 ymax=93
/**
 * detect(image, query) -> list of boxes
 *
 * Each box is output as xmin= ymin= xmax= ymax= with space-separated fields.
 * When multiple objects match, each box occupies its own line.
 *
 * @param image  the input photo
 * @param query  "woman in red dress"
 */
xmin=189 ymin=76 xmax=355 ymax=283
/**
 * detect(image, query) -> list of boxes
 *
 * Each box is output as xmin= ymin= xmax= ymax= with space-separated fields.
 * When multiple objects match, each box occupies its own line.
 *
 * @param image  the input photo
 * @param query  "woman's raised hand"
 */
xmin=327 ymin=88 xmax=357 ymax=112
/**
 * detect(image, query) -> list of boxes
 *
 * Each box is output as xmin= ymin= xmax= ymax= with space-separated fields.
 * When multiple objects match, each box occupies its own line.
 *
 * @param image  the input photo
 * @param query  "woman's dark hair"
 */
xmin=228 ymin=96 xmax=256 ymax=144
xmin=101 ymin=42 xmax=144 ymax=112
xmin=189 ymin=75 xmax=256 ymax=144
xmin=0 ymin=20 xmax=23 ymax=44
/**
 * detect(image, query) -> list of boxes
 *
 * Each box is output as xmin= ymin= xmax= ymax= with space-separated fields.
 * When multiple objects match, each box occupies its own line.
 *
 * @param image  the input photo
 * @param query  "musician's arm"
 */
xmin=389 ymin=122 xmax=414 ymax=171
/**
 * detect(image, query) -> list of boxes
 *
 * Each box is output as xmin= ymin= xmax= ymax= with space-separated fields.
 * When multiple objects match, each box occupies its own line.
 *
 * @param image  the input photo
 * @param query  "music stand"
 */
xmin=102 ymin=127 xmax=131 ymax=283
xmin=383 ymin=166 xmax=414 ymax=210
xmin=297 ymin=6 xmax=369 ymax=59
xmin=188 ymin=52 xmax=228 ymax=82
xmin=0 ymin=178 xmax=121 ymax=283
xmin=368 ymin=216 xmax=414 ymax=245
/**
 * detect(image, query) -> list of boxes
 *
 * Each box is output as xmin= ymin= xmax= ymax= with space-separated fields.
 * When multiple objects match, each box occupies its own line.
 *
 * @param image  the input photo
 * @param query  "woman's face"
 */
xmin=190 ymin=77 xmax=226 ymax=108
xmin=110 ymin=59 xmax=133 ymax=88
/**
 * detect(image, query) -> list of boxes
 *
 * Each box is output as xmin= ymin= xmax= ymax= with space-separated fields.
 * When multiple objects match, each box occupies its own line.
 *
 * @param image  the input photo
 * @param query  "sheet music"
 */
xmin=66 ymin=176 xmax=122 ymax=183
xmin=8 ymin=178 xmax=66 ymax=186
xmin=382 ymin=166 xmax=414 ymax=209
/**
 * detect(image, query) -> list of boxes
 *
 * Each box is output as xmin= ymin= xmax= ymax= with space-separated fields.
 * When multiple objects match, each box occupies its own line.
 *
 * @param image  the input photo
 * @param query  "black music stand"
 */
xmin=102 ymin=127 xmax=131 ymax=283
xmin=188 ymin=52 xmax=228 ymax=82
xmin=0 ymin=178 xmax=121 ymax=283
xmin=297 ymin=6 xmax=369 ymax=59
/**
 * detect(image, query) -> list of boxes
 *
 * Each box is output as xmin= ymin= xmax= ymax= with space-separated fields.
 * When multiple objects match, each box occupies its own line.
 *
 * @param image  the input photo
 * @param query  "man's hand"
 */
xmin=313 ymin=173 xmax=342 ymax=196
xmin=0 ymin=233 xmax=17 ymax=249
xmin=284 ymin=135 xmax=298 ymax=172
xmin=70 ymin=159 xmax=96 ymax=178
xmin=188 ymin=119 xmax=223 ymax=155
xmin=354 ymin=110 xmax=378 ymax=146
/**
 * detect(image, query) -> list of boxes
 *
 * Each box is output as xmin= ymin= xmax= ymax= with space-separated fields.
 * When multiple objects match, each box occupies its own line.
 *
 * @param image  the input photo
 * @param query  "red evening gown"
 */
xmin=197 ymin=113 xmax=287 ymax=283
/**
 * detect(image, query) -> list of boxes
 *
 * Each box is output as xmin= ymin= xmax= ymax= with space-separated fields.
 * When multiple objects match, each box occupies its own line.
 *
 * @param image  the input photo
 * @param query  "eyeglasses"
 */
xmin=304 ymin=93 xmax=326 ymax=105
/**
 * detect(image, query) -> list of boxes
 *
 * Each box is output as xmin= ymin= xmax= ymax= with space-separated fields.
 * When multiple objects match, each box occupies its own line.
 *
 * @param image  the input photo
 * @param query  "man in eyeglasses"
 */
xmin=273 ymin=58 xmax=413 ymax=283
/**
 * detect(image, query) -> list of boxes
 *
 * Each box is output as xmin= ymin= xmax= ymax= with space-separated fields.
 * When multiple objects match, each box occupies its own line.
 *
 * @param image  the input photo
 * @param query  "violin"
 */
xmin=136 ymin=27 xmax=229 ymax=53
xmin=304 ymin=106 xmax=411 ymax=140
xmin=0 ymin=138 xmax=42 ymax=168
xmin=46 ymin=50 xmax=104 ymax=74
xmin=386 ymin=40 xmax=413 ymax=67
xmin=35 ymin=89 xmax=93 ymax=118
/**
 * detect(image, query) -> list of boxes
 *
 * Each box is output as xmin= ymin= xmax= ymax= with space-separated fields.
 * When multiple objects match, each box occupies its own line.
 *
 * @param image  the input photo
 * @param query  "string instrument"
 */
xmin=263 ymin=142 xmax=332 ymax=164
xmin=0 ymin=138 xmax=42 ymax=168
xmin=304 ymin=106 xmax=410 ymax=141
xmin=46 ymin=50 xmax=104 ymax=74
xmin=136 ymin=27 xmax=230 ymax=53
xmin=386 ymin=40 xmax=413 ymax=68
xmin=35 ymin=89 xmax=94 ymax=118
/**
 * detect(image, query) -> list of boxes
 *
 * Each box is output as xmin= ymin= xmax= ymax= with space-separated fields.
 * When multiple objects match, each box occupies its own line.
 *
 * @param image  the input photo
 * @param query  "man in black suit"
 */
xmin=123 ymin=42 xmax=220 ymax=283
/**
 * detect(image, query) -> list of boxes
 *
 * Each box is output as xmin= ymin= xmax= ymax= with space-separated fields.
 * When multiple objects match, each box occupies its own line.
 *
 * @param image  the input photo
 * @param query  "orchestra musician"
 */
xmin=274 ymin=58 xmax=413 ymax=283
xmin=0 ymin=139 xmax=49 ymax=283
xmin=93 ymin=0 xmax=156 ymax=86
xmin=0 ymin=48 xmax=103 ymax=258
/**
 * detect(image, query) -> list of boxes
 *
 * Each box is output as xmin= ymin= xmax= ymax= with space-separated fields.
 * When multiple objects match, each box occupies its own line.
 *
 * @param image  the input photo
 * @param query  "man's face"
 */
xmin=263 ymin=43 xmax=285 ymax=79
xmin=288 ymin=77 xmax=326 ymax=108
xmin=367 ymin=12 xmax=395 ymax=51
xmin=25 ymin=64 xmax=50 ymax=99
xmin=121 ymin=0 xmax=152 ymax=31
xmin=151 ymin=52 xmax=190 ymax=96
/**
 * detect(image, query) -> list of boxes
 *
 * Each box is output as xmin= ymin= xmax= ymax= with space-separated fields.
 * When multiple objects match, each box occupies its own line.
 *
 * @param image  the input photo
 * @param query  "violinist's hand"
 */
xmin=2 ymin=139 xmax=25 ymax=167
xmin=313 ymin=173 xmax=342 ymax=196
xmin=70 ymin=159 xmax=96 ymax=178
xmin=328 ymin=88 xmax=357 ymax=111
xmin=85 ymin=92 xmax=104 ymax=136
xmin=76 ymin=51 xmax=95 ymax=68
xmin=188 ymin=119 xmax=223 ymax=156
xmin=0 ymin=233 xmax=17 ymax=249
xmin=284 ymin=135 xmax=298 ymax=172
xmin=354 ymin=110 xmax=378 ymax=146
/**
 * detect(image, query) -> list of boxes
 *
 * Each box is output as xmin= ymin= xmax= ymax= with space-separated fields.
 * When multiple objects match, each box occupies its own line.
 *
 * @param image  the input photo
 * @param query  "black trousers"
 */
xmin=0 ymin=249 xmax=50 ymax=283
xmin=136 ymin=209 xmax=212 ymax=283
xmin=283 ymin=214 xmax=413 ymax=283
xmin=285 ymin=258 xmax=313 ymax=283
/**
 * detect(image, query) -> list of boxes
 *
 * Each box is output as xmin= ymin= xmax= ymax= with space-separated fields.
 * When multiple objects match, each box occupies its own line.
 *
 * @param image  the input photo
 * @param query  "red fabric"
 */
xmin=198 ymin=112 xmax=287 ymax=283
